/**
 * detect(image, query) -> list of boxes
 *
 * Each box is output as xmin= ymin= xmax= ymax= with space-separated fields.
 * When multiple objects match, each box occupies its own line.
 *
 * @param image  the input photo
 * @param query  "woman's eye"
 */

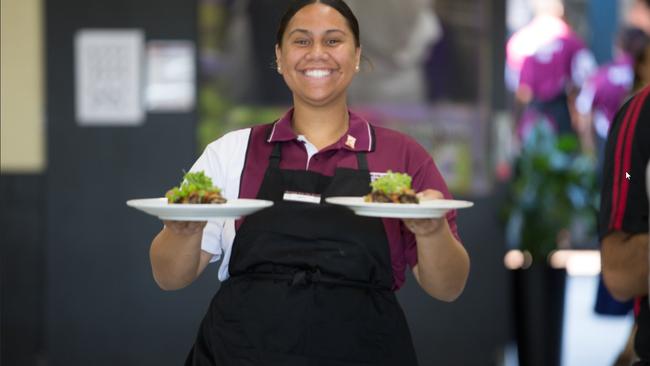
xmin=294 ymin=39 xmax=310 ymax=46
xmin=326 ymin=39 xmax=341 ymax=46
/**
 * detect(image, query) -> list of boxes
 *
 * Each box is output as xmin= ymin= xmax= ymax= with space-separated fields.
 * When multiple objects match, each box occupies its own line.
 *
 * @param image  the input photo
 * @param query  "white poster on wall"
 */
xmin=145 ymin=41 xmax=196 ymax=112
xmin=75 ymin=29 xmax=145 ymax=126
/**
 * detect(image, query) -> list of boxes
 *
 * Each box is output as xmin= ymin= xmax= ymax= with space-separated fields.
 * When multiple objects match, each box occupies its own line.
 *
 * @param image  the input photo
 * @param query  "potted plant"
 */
xmin=503 ymin=121 xmax=599 ymax=366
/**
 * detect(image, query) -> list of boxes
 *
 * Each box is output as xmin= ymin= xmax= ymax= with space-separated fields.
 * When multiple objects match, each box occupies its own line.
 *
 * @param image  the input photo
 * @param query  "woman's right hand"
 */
xmin=163 ymin=220 xmax=207 ymax=236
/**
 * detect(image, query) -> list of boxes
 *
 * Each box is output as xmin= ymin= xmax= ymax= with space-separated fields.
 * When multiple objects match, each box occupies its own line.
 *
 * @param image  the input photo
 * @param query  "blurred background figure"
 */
xmin=574 ymin=26 xmax=650 ymax=366
xmin=345 ymin=0 xmax=441 ymax=105
xmin=576 ymin=28 xmax=650 ymax=170
xmin=506 ymin=0 xmax=596 ymax=142
xmin=625 ymin=0 xmax=650 ymax=36
xmin=598 ymin=85 xmax=650 ymax=366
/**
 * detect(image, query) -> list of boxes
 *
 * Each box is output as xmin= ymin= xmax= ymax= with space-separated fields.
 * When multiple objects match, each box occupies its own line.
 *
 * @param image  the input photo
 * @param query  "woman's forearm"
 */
xmin=413 ymin=220 xmax=470 ymax=302
xmin=150 ymin=226 xmax=205 ymax=291
xmin=601 ymin=232 xmax=649 ymax=301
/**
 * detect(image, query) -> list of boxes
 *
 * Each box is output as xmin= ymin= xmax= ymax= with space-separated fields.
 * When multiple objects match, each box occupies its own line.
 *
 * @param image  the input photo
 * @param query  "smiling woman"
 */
xmin=275 ymin=1 xmax=361 ymax=113
xmin=149 ymin=1 xmax=470 ymax=365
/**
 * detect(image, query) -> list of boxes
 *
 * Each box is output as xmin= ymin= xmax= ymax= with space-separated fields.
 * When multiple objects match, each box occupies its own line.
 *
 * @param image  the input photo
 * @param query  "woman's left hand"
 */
xmin=403 ymin=189 xmax=445 ymax=237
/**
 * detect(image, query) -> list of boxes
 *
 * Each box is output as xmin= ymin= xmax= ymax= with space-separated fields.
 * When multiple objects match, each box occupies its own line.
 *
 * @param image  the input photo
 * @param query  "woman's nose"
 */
xmin=306 ymin=43 xmax=329 ymax=60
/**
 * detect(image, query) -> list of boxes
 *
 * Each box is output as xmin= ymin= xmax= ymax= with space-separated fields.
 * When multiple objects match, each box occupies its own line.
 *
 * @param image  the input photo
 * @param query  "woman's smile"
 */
xmin=302 ymin=69 xmax=334 ymax=79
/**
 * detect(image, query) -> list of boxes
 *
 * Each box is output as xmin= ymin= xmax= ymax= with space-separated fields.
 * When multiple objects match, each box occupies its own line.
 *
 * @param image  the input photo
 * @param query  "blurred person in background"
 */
xmin=626 ymin=0 xmax=650 ymax=36
xmin=585 ymin=29 xmax=650 ymax=366
xmin=576 ymin=27 xmax=650 ymax=169
xmin=150 ymin=1 xmax=469 ymax=365
xmin=505 ymin=0 xmax=596 ymax=142
xmin=345 ymin=0 xmax=441 ymax=104
xmin=599 ymin=85 xmax=650 ymax=366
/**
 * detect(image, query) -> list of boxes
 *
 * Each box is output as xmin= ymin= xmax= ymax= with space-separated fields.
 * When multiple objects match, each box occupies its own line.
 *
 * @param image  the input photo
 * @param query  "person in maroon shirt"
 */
xmin=149 ymin=1 xmax=470 ymax=365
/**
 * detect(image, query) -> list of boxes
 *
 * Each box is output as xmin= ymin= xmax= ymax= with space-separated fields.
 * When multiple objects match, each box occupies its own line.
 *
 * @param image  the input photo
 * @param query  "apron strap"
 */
xmin=269 ymin=142 xmax=282 ymax=169
xmin=356 ymin=151 xmax=368 ymax=171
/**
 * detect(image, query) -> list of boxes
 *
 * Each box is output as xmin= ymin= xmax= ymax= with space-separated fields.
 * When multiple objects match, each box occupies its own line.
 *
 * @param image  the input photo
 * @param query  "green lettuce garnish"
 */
xmin=165 ymin=171 xmax=221 ymax=203
xmin=370 ymin=171 xmax=413 ymax=195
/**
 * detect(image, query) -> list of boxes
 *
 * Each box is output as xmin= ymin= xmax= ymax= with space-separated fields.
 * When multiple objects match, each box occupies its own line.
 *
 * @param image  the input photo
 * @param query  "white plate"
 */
xmin=325 ymin=196 xmax=474 ymax=219
xmin=126 ymin=198 xmax=273 ymax=221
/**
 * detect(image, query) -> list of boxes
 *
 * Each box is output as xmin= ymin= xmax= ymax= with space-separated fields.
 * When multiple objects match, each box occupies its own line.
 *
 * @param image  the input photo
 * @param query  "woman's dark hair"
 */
xmin=276 ymin=0 xmax=360 ymax=48
xmin=619 ymin=27 xmax=650 ymax=60
xmin=618 ymin=27 xmax=650 ymax=91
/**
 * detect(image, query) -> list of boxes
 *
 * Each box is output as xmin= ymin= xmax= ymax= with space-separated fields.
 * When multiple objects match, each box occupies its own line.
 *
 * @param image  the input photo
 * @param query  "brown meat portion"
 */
xmin=168 ymin=190 xmax=227 ymax=204
xmin=370 ymin=191 xmax=392 ymax=203
xmin=202 ymin=191 xmax=227 ymax=204
xmin=187 ymin=191 xmax=200 ymax=203
xmin=398 ymin=193 xmax=419 ymax=203
xmin=366 ymin=190 xmax=419 ymax=204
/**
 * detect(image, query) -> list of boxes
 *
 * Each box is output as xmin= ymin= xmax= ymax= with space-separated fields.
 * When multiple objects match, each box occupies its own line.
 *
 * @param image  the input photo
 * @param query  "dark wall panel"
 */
xmin=45 ymin=1 xmax=218 ymax=365
xmin=1 ymin=175 xmax=46 ymax=366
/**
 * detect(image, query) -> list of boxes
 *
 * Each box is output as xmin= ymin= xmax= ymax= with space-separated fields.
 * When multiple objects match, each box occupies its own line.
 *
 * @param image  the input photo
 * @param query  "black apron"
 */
xmin=186 ymin=129 xmax=419 ymax=366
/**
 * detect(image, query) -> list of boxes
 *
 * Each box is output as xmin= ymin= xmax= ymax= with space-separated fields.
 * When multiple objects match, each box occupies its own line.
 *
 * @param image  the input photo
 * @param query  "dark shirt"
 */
xmin=598 ymin=85 xmax=650 ymax=360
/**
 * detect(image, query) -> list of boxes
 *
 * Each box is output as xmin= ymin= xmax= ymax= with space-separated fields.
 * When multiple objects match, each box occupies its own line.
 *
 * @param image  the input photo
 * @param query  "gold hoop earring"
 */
xmin=277 ymin=66 xmax=282 ymax=74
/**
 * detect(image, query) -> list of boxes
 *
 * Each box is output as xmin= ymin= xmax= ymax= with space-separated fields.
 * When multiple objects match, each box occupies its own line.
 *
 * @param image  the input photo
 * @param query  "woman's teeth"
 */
xmin=304 ymin=70 xmax=332 ymax=78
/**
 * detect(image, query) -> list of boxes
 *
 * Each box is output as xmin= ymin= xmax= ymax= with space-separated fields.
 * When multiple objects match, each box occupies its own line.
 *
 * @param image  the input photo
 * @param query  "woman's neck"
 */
xmin=291 ymin=101 xmax=350 ymax=151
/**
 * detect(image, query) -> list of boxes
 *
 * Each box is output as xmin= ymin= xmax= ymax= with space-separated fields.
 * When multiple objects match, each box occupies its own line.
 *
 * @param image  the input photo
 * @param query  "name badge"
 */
xmin=283 ymin=191 xmax=322 ymax=204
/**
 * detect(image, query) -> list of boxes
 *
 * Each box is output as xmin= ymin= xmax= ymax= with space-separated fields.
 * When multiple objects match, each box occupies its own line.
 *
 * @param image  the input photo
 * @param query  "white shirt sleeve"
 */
xmin=189 ymin=128 xmax=251 ymax=281
xmin=575 ymin=80 xmax=596 ymax=116
xmin=571 ymin=48 xmax=597 ymax=88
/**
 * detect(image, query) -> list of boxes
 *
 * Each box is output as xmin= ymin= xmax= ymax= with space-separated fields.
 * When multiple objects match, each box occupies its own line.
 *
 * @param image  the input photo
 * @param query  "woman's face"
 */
xmin=276 ymin=3 xmax=361 ymax=108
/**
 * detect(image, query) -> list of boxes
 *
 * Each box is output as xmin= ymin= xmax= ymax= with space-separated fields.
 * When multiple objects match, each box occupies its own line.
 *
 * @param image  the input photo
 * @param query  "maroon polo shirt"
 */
xmin=238 ymin=109 xmax=461 ymax=290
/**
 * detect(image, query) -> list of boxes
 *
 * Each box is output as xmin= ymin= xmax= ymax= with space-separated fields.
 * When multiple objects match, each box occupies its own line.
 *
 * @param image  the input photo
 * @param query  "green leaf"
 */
xmin=370 ymin=171 xmax=413 ymax=194
xmin=167 ymin=171 xmax=221 ymax=202
xmin=502 ymin=123 xmax=598 ymax=259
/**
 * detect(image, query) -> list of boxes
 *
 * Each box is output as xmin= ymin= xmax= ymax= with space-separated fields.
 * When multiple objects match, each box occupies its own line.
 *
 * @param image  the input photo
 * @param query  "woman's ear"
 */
xmin=355 ymin=46 xmax=362 ymax=72
xmin=275 ymin=44 xmax=282 ymax=74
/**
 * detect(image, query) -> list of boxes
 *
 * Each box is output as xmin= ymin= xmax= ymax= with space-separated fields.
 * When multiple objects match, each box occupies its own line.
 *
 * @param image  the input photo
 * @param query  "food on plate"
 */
xmin=165 ymin=171 xmax=226 ymax=204
xmin=365 ymin=171 xmax=419 ymax=204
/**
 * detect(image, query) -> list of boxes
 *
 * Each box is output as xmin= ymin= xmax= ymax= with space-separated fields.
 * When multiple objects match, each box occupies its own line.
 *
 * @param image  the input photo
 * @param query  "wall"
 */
xmin=588 ymin=0 xmax=617 ymax=63
xmin=1 ymin=1 xmax=46 ymax=364
xmin=43 ymin=0 xmax=212 ymax=364
xmin=1 ymin=0 xmax=45 ymax=173
xmin=1 ymin=176 xmax=46 ymax=365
